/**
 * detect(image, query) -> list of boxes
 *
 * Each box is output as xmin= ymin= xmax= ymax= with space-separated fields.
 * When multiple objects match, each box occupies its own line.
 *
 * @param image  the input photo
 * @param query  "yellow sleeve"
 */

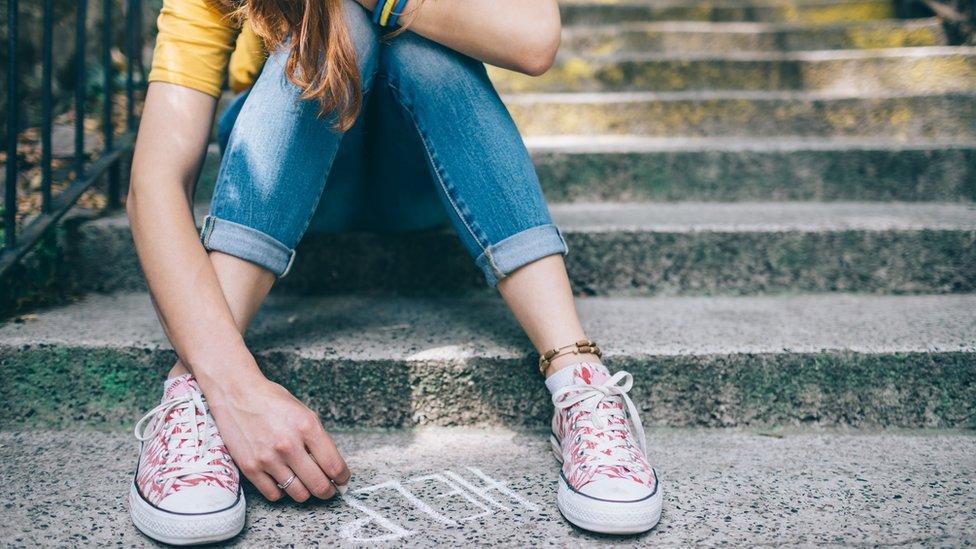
xmin=228 ymin=23 xmax=268 ymax=93
xmin=148 ymin=0 xmax=241 ymax=98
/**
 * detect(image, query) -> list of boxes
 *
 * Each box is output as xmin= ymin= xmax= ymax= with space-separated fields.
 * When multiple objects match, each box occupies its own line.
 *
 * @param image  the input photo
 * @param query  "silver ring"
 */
xmin=276 ymin=474 xmax=297 ymax=490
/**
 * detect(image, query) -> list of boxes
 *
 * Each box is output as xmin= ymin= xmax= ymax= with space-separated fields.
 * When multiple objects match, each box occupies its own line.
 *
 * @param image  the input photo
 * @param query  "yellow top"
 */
xmin=148 ymin=0 xmax=268 ymax=97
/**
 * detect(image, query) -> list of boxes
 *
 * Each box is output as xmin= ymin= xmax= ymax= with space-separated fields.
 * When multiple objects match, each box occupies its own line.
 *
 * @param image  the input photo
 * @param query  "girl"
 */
xmin=126 ymin=0 xmax=660 ymax=543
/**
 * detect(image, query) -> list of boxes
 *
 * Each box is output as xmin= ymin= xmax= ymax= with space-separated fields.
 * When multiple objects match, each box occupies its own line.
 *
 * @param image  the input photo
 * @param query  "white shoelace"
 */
xmin=134 ymin=392 xmax=228 ymax=485
xmin=552 ymin=370 xmax=648 ymax=469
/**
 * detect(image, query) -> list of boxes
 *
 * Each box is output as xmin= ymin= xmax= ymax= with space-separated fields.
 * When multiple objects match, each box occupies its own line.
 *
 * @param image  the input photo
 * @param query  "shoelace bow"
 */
xmin=552 ymin=370 xmax=648 ymax=471
xmin=134 ymin=391 xmax=231 ymax=490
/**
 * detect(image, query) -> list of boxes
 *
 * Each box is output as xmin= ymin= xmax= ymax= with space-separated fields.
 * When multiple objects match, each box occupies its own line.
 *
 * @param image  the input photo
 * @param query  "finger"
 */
xmin=289 ymin=450 xmax=336 ymax=500
xmin=246 ymin=470 xmax=286 ymax=502
xmin=268 ymin=464 xmax=311 ymax=503
xmin=305 ymin=428 xmax=351 ymax=486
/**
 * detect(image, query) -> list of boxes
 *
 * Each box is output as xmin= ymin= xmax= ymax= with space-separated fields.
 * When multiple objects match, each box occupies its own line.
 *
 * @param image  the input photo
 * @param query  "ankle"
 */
xmin=544 ymin=353 xmax=602 ymax=378
xmin=167 ymin=361 xmax=190 ymax=379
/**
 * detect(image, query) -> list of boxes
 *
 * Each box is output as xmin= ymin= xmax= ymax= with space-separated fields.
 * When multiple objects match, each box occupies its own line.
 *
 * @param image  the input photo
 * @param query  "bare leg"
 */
xmin=496 ymin=254 xmax=601 ymax=378
xmin=168 ymin=251 xmax=275 ymax=378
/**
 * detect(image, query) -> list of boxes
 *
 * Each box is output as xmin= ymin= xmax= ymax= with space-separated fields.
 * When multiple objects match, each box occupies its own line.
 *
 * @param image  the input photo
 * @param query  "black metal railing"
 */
xmin=1 ymin=0 xmax=147 ymax=277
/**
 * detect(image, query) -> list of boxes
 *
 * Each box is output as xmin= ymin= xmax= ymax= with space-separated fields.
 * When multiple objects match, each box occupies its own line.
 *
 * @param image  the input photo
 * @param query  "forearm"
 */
xmin=363 ymin=0 xmax=561 ymax=75
xmin=128 ymin=83 xmax=264 ymax=388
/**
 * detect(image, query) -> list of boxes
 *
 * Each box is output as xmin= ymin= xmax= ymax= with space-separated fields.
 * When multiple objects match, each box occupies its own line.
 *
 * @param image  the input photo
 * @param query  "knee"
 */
xmin=381 ymin=33 xmax=486 ymax=95
xmin=343 ymin=0 xmax=381 ymax=86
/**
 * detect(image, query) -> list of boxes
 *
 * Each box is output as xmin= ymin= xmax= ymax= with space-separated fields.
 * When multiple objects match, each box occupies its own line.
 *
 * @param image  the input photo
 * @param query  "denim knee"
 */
xmin=203 ymin=0 xmax=381 ymax=278
xmin=378 ymin=33 xmax=568 ymax=287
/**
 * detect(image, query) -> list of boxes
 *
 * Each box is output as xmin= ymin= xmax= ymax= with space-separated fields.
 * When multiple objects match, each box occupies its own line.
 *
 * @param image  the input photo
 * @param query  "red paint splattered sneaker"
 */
xmin=547 ymin=363 xmax=662 ymax=534
xmin=129 ymin=374 xmax=245 ymax=545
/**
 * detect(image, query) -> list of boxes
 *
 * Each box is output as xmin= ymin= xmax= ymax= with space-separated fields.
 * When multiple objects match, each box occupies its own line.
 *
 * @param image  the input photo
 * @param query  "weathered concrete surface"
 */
xmin=491 ymin=47 xmax=976 ymax=94
xmin=559 ymin=0 xmax=896 ymax=25
xmin=1 ymin=428 xmax=973 ymax=547
xmin=530 ymin=136 xmax=976 ymax=202
xmin=68 ymin=202 xmax=976 ymax=295
xmin=560 ymin=19 xmax=947 ymax=55
xmin=505 ymin=91 xmax=976 ymax=138
xmin=2 ymin=292 xmax=974 ymax=428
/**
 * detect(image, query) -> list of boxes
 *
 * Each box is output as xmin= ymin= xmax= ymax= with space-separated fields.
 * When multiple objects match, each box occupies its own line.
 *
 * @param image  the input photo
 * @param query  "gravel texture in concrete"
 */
xmin=67 ymin=202 xmax=976 ymax=295
xmin=2 ymin=293 xmax=974 ymax=428
xmin=0 ymin=428 xmax=973 ymax=547
xmin=559 ymin=0 xmax=895 ymax=25
xmin=529 ymin=136 xmax=976 ymax=202
xmin=491 ymin=47 xmax=976 ymax=94
xmin=505 ymin=91 xmax=976 ymax=138
xmin=560 ymin=18 xmax=947 ymax=55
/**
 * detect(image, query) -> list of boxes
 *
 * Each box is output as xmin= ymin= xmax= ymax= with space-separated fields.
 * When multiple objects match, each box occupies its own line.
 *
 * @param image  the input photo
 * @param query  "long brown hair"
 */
xmin=217 ymin=0 xmax=361 ymax=130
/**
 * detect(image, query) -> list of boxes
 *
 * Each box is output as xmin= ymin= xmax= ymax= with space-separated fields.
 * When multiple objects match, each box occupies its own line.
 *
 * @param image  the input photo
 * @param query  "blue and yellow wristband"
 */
xmin=373 ymin=0 xmax=409 ymax=28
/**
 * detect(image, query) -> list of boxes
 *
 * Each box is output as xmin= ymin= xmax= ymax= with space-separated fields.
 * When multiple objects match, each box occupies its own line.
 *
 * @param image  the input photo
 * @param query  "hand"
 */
xmin=205 ymin=372 xmax=351 ymax=502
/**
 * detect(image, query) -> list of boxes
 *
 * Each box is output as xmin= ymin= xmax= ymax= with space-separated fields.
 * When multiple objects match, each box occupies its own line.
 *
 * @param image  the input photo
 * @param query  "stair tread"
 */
xmin=2 ymin=427 xmax=973 ymax=546
xmin=560 ymin=0 xmax=891 ymax=7
xmin=505 ymin=89 xmax=976 ymax=102
xmin=88 ymin=201 xmax=976 ymax=233
xmin=562 ymin=17 xmax=943 ymax=33
xmin=548 ymin=201 xmax=976 ymax=232
xmin=525 ymin=134 xmax=976 ymax=152
xmin=552 ymin=45 xmax=976 ymax=62
xmin=3 ymin=292 xmax=974 ymax=358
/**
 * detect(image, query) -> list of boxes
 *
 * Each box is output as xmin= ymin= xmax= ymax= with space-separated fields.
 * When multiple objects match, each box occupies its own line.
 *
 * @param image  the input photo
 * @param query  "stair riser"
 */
xmin=560 ymin=2 xmax=894 ymax=25
xmin=508 ymin=94 xmax=976 ymax=138
xmin=492 ymin=55 xmax=976 ymax=94
xmin=561 ymin=22 xmax=946 ymax=55
xmin=194 ymin=145 xmax=976 ymax=204
xmin=70 ymin=223 xmax=976 ymax=295
xmin=3 ymin=346 xmax=972 ymax=429
xmin=533 ymin=146 xmax=976 ymax=202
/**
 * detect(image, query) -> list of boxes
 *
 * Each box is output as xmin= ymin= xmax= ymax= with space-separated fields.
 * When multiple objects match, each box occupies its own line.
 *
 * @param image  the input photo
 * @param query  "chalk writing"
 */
xmin=338 ymin=467 xmax=539 ymax=543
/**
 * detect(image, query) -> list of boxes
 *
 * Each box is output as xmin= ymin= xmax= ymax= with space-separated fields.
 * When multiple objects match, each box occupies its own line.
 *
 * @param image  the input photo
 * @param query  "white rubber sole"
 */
xmin=128 ymin=483 xmax=246 ymax=545
xmin=551 ymin=435 xmax=663 ymax=535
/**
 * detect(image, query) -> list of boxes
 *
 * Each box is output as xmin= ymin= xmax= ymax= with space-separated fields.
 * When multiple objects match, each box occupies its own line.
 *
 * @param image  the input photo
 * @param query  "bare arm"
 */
xmin=128 ymin=83 xmax=349 ymax=502
xmin=360 ymin=0 xmax=562 ymax=75
xmin=127 ymin=83 xmax=254 ymax=378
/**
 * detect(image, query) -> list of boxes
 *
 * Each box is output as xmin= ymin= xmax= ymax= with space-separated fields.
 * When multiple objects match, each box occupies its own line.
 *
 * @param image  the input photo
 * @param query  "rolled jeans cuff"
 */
xmin=200 ymin=215 xmax=296 ymax=278
xmin=476 ymin=223 xmax=569 ymax=287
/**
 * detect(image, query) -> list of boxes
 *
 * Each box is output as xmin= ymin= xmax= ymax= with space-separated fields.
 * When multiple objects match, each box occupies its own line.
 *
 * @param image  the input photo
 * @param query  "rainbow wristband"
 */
xmin=386 ymin=0 xmax=410 ymax=27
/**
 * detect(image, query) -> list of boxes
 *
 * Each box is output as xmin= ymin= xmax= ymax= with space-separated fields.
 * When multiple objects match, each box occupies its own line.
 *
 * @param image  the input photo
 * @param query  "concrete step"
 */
xmin=2 ymin=292 xmax=974 ymax=428
xmin=559 ymin=18 xmax=947 ymax=55
xmin=527 ymin=136 xmax=976 ymax=202
xmin=69 ymin=202 xmax=976 ymax=296
xmin=195 ymin=138 xmax=976 ymax=204
xmin=2 ymin=428 xmax=973 ymax=546
xmin=559 ymin=0 xmax=896 ymax=24
xmin=506 ymin=91 xmax=976 ymax=139
xmin=490 ymin=47 xmax=976 ymax=94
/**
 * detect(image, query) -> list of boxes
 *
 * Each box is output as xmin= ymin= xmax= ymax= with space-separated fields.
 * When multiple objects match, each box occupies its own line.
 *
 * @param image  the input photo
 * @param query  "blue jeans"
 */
xmin=205 ymin=1 xmax=566 ymax=286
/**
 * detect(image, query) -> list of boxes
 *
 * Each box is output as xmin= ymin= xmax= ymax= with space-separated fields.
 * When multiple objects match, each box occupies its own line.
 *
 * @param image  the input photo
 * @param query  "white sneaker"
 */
xmin=129 ymin=374 xmax=245 ymax=545
xmin=549 ymin=363 xmax=662 ymax=534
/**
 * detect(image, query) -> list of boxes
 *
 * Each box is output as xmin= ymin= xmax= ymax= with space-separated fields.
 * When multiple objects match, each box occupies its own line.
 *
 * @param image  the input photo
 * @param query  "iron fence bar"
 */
xmin=75 ymin=0 xmax=88 ymax=177
xmin=104 ymin=0 xmax=121 ymax=210
xmin=1 ymin=0 xmax=147 ymax=279
xmin=136 ymin=0 xmax=146 ymax=81
xmin=0 ymin=133 xmax=136 ymax=276
xmin=126 ymin=0 xmax=136 ymax=131
xmin=4 ymin=0 xmax=19 ymax=250
xmin=41 ymin=0 xmax=54 ymax=214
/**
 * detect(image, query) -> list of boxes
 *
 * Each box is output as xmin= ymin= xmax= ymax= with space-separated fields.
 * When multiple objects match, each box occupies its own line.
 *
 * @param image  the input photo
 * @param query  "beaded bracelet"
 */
xmin=538 ymin=339 xmax=602 ymax=376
